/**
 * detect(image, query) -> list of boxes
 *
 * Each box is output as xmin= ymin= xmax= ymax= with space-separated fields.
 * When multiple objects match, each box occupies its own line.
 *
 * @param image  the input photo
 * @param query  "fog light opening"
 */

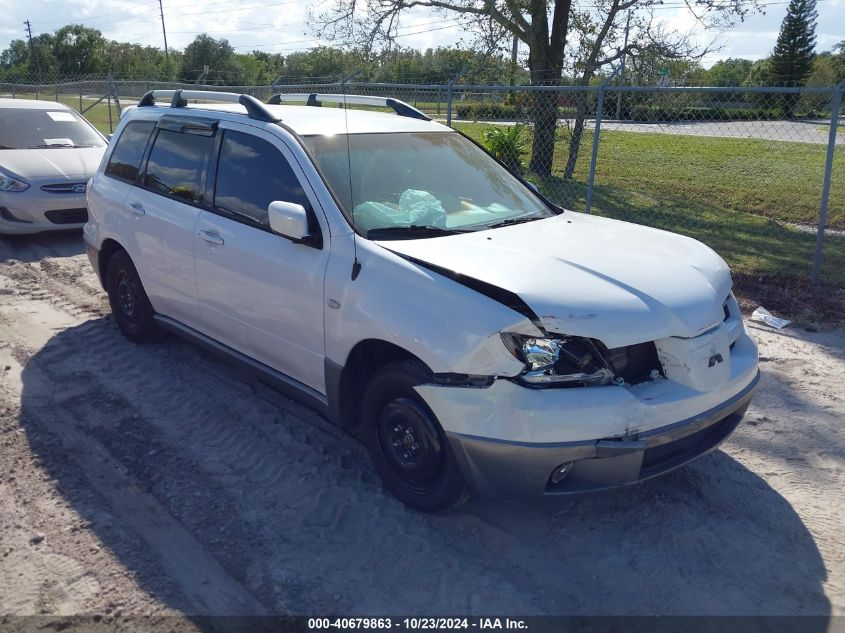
xmin=551 ymin=461 xmax=574 ymax=484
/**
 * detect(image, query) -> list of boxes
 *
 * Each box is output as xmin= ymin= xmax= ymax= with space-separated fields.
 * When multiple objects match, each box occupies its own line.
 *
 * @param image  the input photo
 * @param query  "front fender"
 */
xmin=324 ymin=234 xmax=540 ymax=376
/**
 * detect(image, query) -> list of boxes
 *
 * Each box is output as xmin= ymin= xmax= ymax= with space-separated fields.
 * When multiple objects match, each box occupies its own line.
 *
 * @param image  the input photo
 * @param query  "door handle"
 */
xmin=198 ymin=229 xmax=224 ymax=246
xmin=128 ymin=202 xmax=145 ymax=216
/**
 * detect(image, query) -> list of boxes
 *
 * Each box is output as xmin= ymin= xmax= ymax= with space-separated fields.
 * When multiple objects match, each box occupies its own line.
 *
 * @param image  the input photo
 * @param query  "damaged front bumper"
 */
xmin=415 ymin=329 xmax=759 ymax=499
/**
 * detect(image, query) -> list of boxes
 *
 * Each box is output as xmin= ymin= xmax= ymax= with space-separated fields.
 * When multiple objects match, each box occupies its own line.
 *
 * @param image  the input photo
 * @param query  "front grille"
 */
xmin=606 ymin=341 xmax=663 ymax=384
xmin=44 ymin=208 xmax=88 ymax=224
xmin=41 ymin=183 xmax=88 ymax=194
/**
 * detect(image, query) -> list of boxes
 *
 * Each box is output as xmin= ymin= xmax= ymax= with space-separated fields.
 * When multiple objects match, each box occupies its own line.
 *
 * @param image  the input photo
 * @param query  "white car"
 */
xmin=84 ymin=90 xmax=759 ymax=512
xmin=0 ymin=99 xmax=107 ymax=234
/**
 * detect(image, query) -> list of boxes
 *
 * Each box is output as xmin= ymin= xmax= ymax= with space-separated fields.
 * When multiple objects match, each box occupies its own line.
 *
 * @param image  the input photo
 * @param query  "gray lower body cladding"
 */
xmin=446 ymin=370 xmax=760 ymax=499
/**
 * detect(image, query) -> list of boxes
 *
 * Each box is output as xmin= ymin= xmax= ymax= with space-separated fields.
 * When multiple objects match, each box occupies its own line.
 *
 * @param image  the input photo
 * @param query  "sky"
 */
xmin=0 ymin=0 xmax=842 ymax=70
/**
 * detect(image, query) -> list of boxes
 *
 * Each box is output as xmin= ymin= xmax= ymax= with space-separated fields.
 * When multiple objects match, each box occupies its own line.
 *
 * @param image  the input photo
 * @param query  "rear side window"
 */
xmin=144 ymin=129 xmax=212 ymax=203
xmin=105 ymin=121 xmax=155 ymax=182
xmin=213 ymin=130 xmax=308 ymax=227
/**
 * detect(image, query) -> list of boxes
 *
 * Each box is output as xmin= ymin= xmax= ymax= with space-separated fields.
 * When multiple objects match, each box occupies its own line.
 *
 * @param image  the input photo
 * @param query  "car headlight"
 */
xmin=501 ymin=333 xmax=616 ymax=386
xmin=0 ymin=170 xmax=29 ymax=192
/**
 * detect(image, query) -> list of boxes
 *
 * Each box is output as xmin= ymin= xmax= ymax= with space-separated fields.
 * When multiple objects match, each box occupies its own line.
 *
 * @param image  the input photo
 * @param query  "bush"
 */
xmin=482 ymin=124 xmax=527 ymax=173
xmin=455 ymin=102 xmax=522 ymax=120
xmin=628 ymin=105 xmax=782 ymax=122
xmin=455 ymin=100 xmax=585 ymax=120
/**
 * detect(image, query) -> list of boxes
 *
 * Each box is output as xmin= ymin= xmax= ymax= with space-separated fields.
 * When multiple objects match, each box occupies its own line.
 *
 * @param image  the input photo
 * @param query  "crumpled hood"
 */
xmin=378 ymin=212 xmax=732 ymax=349
xmin=0 ymin=147 xmax=105 ymax=180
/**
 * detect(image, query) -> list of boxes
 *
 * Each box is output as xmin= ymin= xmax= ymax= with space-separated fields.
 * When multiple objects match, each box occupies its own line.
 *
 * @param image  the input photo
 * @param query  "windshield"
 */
xmin=0 ymin=107 xmax=105 ymax=150
xmin=303 ymin=131 xmax=555 ymax=238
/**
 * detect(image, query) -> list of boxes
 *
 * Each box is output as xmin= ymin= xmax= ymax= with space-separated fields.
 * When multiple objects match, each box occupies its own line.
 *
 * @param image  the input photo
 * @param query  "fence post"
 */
xmin=585 ymin=65 xmax=623 ymax=215
xmin=811 ymin=80 xmax=845 ymax=285
xmin=446 ymin=66 xmax=467 ymax=128
xmin=584 ymin=86 xmax=604 ymax=215
xmin=107 ymin=92 xmax=113 ymax=134
xmin=79 ymin=84 xmax=83 ymax=111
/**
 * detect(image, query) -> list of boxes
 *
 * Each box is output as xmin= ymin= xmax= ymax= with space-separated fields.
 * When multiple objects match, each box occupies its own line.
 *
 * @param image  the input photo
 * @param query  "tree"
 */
xmin=744 ymin=57 xmax=773 ymax=86
xmin=769 ymin=0 xmax=817 ymax=116
xmin=706 ymin=58 xmax=753 ymax=86
xmin=317 ymin=0 xmax=759 ymax=177
xmin=52 ymin=25 xmax=107 ymax=76
xmin=830 ymin=41 xmax=845 ymax=83
xmin=182 ymin=34 xmax=238 ymax=84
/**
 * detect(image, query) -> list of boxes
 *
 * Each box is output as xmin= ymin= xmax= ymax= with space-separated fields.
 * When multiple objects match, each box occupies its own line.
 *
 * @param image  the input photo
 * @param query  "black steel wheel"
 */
xmin=361 ymin=359 xmax=468 ymax=512
xmin=105 ymin=250 xmax=162 ymax=343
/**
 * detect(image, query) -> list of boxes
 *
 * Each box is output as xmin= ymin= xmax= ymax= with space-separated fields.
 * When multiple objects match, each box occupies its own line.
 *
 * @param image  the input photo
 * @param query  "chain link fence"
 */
xmin=2 ymin=74 xmax=843 ymax=302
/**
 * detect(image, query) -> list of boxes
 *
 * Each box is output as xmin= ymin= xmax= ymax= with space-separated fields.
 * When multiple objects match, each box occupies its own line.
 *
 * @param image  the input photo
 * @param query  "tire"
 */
xmin=105 ymin=250 xmax=163 ymax=343
xmin=361 ymin=359 xmax=468 ymax=513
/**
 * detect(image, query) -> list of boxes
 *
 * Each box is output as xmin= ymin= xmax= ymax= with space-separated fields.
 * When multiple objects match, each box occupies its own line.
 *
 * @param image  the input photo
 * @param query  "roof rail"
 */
xmin=137 ymin=90 xmax=280 ymax=123
xmin=266 ymin=93 xmax=430 ymax=121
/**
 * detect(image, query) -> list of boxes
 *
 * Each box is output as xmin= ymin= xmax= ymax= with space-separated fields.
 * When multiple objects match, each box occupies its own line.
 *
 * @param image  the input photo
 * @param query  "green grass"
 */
xmin=455 ymin=121 xmax=845 ymax=289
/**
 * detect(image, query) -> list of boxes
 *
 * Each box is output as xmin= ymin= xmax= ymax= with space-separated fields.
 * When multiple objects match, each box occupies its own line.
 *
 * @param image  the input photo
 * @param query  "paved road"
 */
xmin=453 ymin=117 xmax=843 ymax=144
xmin=593 ymin=119 xmax=844 ymax=145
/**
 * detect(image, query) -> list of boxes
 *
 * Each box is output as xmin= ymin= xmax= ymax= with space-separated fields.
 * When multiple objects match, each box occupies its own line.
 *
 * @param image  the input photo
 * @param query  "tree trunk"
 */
xmin=529 ymin=90 xmax=559 ymax=175
xmin=527 ymin=49 xmax=564 ymax=177
xmin=563 ymin=90 xmax=590 ymax=179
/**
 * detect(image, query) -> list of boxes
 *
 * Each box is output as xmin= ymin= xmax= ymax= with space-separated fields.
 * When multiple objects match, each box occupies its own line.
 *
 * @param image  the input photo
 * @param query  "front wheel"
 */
xmin=361 ymin=360 xmax=468 ymax=513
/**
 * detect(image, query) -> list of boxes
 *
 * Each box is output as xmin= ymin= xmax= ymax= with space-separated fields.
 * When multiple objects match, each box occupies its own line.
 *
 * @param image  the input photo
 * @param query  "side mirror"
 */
xmin=268 ymin=200 xmax=311 ymax=243
xmin=107 ymin=134 xmax=114 ymax=141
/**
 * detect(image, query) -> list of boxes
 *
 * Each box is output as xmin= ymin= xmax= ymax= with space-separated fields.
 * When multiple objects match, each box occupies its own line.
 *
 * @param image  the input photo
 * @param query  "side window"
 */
xmin=214 ymin=130 xmax=309 ymax=227
xmin=104 ymin=121 xmax=155 ymax=183
xmin=144 ymin=129 xmax=212 ymax=204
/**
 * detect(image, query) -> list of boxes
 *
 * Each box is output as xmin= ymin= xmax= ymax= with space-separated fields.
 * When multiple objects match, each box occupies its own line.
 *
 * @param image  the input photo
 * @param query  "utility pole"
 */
xmin=24 ymin=20 xmax=42 ymax=83
xmin=158 ymin=0 xmax=171 ymax=80
xmin=614 ymin=10 xmax=632 ymax=121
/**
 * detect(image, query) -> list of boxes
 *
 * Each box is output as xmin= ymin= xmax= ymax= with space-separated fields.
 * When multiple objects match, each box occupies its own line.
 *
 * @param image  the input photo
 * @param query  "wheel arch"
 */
xmin=327 ymin=339 xmax=432 ymax=431
xmin=97 ymin=238 xmax=128 ymax=289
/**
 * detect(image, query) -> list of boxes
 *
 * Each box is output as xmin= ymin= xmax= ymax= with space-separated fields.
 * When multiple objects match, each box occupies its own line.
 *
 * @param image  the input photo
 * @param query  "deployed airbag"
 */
xmin=354 ymin=189 xmax=447 ymax=233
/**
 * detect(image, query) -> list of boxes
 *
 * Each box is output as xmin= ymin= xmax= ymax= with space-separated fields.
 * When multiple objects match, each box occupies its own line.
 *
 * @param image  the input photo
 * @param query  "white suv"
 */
xmin=85 ymin=90 xmax=759 ymax=512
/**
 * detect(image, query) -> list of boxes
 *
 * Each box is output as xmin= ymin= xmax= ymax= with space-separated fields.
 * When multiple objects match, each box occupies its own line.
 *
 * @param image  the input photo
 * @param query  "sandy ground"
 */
xmin=0 ymin=231 xmax=843 ymax=621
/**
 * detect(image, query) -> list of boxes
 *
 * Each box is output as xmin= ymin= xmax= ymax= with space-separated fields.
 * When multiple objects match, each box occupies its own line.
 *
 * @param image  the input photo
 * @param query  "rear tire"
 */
xmin=105 ymin=250 xmax=163 ymax=343
xmin=361 ymin=359 xmax=468 ymax=513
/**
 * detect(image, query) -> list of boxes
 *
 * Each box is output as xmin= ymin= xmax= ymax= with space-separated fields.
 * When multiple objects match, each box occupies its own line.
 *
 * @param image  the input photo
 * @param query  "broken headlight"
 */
xmin=501 ymin=333 xmax=616 ymax=386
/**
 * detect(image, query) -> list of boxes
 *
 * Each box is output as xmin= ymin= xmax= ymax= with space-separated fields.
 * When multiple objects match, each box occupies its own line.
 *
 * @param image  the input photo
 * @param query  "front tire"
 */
xmin=361 ymin=360 xmax=468 ymax=513
xmin=105 ymin=250 xmax=162 ymax=343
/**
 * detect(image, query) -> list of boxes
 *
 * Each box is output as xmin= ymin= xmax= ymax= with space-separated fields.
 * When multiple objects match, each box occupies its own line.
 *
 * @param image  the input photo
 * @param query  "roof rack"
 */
xmin=266 ymin=93 xmax=430 ymax=121
xmin=137 ymin=89 xmax=280 ymax=123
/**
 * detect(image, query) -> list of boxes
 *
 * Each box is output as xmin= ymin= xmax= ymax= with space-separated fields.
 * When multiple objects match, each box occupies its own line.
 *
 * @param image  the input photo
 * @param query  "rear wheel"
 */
xmin=105 ymin=250 xmax=162 ymax=343
xmin=361 ymin=360 xmax=468 ymax=512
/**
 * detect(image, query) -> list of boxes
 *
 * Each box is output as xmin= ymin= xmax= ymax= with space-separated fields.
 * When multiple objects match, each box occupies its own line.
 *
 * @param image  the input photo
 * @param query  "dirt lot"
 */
xmin=0 ymin=232 xmax=843 ymax=622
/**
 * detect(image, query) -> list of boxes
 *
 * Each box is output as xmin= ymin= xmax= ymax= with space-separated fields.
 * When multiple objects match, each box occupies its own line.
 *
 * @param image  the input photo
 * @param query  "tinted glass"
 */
xmin=144 ymin=129 xmax=212 ymax=203
xmin=303 ymin=132 xmax=553 ymax=237
xmin=214 ymin=131 xmax=308 ymax=227
xmin=105 ymin=121 xmax=155 ymax=182
xmin=0 ymin=107 xmax=105 ymax=150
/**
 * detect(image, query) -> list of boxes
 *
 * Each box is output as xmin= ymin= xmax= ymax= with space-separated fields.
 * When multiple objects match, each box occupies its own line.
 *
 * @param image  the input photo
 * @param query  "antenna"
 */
xmin=341 ymin=70 xmax=362 ymax=280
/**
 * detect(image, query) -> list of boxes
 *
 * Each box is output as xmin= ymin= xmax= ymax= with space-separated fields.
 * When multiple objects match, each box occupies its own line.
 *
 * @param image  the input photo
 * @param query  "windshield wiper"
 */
xmin=367 ymin=225 xmax=469 ymax=240
xmin=486 ymin=215 xmax=544 ymax=229
xmin=29 ymin=143 xmax=77 ymax=148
